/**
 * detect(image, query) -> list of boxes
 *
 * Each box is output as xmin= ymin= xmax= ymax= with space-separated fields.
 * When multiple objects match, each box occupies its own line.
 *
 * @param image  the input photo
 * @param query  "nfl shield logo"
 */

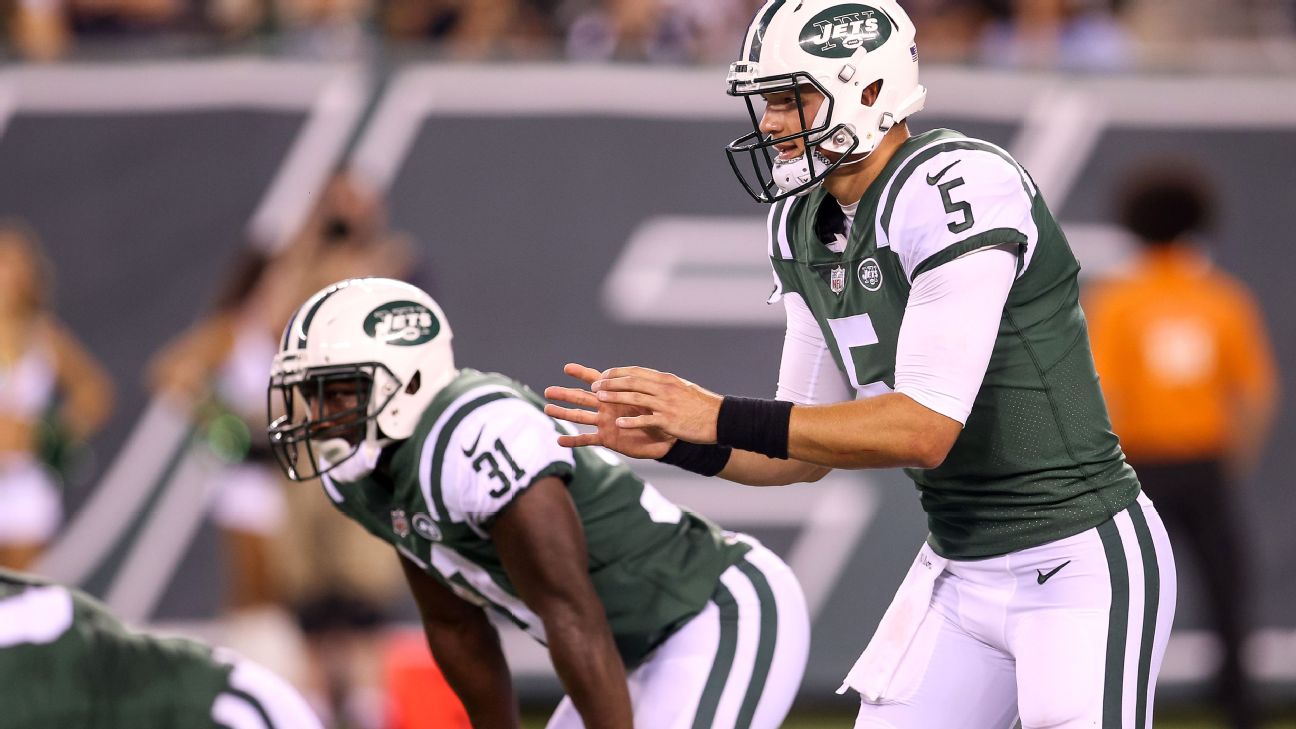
xmin=830 ymin=265 xmax=846 ymax=295
xmin=391 ymin=508 xmax=410 ymax=538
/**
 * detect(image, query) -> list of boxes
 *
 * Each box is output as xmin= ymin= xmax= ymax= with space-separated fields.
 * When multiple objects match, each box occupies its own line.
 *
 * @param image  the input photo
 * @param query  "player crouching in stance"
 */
xmin=0 ymin=568 xmax=322 ymax=729
xmin=266 ymin=277 xmax=808 ymax=729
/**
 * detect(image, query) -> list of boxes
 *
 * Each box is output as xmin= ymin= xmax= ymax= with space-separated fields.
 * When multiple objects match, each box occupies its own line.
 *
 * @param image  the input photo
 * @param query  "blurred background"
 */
xmin=0 ymin=0 xmax=1293 ymax=727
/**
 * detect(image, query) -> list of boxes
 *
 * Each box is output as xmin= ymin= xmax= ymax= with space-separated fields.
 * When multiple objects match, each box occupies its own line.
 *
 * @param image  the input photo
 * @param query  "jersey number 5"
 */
xmin=472 ymin=439 xmax=527 ymax=498
xmin=937 ymin=178 xmax=975 ymax=234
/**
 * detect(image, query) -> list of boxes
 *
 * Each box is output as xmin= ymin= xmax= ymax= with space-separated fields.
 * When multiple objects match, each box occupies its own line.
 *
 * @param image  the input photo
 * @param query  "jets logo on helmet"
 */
xmin=364 ymin=301 xmax=440 ymax=345
xmin=724 ymin=0 xmax=926 ymax=203
xmin=799 ymin=5 xmax=891 ymax=58
xmin=267 ymin=278 xmax=457 ymax=482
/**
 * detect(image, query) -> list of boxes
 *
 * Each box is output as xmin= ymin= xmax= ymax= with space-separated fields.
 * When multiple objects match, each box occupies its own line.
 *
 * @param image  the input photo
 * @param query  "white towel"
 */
xmin=838 ymin=542 xmax=948 ymax=702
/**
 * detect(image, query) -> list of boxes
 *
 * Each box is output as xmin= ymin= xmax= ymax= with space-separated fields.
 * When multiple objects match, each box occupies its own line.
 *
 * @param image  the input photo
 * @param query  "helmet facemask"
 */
xmin=266 ymin=277 xmax=458 ymax=483
xmin=267 ymin=360 xmax=397 ymax=482
xmin=725 ymin=69 xmax=860 ymax=204
xmin=724 ymin=0 xmax=927 ymax=204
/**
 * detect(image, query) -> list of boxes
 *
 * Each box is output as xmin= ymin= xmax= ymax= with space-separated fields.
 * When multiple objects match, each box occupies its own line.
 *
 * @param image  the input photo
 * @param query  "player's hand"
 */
xmin=590 ymin=366 xmax=723 ymax=445
xmin=544 ymin=363 xmax=675 ymax=460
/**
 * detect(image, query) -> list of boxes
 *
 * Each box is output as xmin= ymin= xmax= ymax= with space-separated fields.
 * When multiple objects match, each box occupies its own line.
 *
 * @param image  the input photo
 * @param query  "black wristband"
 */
xmin=715 ymin=396 xmax=793 ymax=460
xmin=656 ymin=440 xmax=732 ymax=477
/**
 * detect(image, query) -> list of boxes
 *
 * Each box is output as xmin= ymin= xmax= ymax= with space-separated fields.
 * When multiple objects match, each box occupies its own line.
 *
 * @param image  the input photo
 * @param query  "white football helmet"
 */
xmin=725 ymin=0 xmax=927 ymax=202
xmin=267 ymin=277 xmax=456 ymax=481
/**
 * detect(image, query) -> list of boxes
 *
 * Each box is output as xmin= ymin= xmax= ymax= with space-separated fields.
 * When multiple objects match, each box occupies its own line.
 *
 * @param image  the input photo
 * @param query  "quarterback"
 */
xmin=0 ymin=568 xmax=321 ymax=729
xmin=545 ymin=1 xmax=1177 ymax=727
xmin=266 ymin=277 xmax=808 ymax=729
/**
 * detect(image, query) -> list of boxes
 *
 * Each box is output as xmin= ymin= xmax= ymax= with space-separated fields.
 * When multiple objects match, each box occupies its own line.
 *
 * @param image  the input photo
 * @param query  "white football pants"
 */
xmin=211 ymin=651 xmax=324 ymax=729
xmin=854 ymin=492 xmax=1176 ymax=729
xmin=547 ymin=538 xmax=809 ymax=729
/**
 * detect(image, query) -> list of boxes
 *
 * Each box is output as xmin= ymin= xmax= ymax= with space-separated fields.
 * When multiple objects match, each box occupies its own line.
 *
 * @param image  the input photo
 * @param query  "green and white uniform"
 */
xmin=0 ymin=569 xmax=321 ymax=729
xmin=323 ymin=369 xmax=810 ymax=728
xmin=764 ymin=130 xmax=1176 ymax=728
xmin=769 ymin=128 xmax=1140 ymax=558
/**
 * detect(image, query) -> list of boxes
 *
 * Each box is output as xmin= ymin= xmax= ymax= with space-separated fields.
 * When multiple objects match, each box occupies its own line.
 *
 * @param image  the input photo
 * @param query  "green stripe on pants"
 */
xmin=224 ymin=687 xmax=275 ymax=728
xmin=1098 ymin=517 xmax=1130 ymax=728
xmin=693 ymin=584 xmax=739 ymax=729
xmin=735 ymin=560 xmax=779 ymax=727
xmin=1128 ymin=504 xmax=1161 ymax=729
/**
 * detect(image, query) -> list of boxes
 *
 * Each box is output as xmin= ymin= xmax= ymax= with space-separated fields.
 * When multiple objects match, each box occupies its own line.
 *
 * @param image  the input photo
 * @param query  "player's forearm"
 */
xmin=786 ymin=393 xmax=960 ymax=470
xmin=542 ymin=611 xmax=633 ymax=729
xmin=719 ymin=448 xmax=831 ymax=486
xmin=424 ymin=620 xmax=520 ymax=729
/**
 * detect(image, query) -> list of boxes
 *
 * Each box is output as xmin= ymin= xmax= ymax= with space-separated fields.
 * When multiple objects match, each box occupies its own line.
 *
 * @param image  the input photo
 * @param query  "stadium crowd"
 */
xmin=4 ymin=0 xmax=1294 ymax=68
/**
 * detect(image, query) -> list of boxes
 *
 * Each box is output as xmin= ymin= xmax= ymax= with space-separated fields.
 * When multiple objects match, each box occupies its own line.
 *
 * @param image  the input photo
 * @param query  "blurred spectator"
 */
xmin=383 ymin=0 xmax=556 ymax=58
xmin=68 ymin=0 xmax=185 ymax=36
xmin=975 ymin=0 xmax=1133 ymax=70
xmin=271 ymin=0 xmax=375 ymax=59
xmin=0 ymin=222 xmax=114 ymax=572
xmin=149 ymin=168 xmax=413 ymax=729
xmin=562 ymin=0 xmax=762 ymax=63
xmin=5 ymin=0 xmax=187 ymax=61
xmin=562 ymin=0 xmax=665 ymax=61
xmin=1086 ymin=163 xmax=1279 ymax=729
xmin=903 ymin=0 xmax=994 ymax=63
xmin=7 ymin=0 xmax=1294 ymax=65
xmin=7 ymin=0 xmax=73 ymax=60
xmin=684 ymin=0 xmax=766 ymax=61
xmin=1124 ymin=0 xmax=1293 ymax=47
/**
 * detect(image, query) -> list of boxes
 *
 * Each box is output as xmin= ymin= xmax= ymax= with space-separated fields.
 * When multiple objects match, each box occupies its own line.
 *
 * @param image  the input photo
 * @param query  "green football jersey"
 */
xmin=767 ymin=128 xmax=1139 ymax=559
xmin=0 ymin=569 xmax=231 ymax=729
xmin=323 ymin=368 xmax=749 ymax=666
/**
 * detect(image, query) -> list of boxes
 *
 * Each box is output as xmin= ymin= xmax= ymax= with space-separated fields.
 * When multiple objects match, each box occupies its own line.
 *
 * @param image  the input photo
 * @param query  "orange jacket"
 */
xmin=1085 ymin=245 xmax=1278 ymax=463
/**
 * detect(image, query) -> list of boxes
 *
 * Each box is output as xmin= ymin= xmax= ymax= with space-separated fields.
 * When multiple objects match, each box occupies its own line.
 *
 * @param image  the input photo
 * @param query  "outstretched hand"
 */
xmin=544 ymin=363 xmax=724 ymax=459
xmin=544 ymin=363 xmax=675 ymax=460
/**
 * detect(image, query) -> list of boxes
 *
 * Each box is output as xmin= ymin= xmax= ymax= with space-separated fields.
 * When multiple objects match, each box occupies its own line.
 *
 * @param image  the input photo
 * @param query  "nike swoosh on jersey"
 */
xmin=461 ymin=425 xmax=486 ymax=457
xmin=1036 ymin=560 xmax=1072 ymax=584
xmin=926 ymin=160 xmax=961 ymax=186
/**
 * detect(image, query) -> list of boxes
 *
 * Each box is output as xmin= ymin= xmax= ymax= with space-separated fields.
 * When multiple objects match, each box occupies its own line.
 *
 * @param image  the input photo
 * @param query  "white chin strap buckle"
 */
xmin=878 ymin=113 xmax=897 ymax=133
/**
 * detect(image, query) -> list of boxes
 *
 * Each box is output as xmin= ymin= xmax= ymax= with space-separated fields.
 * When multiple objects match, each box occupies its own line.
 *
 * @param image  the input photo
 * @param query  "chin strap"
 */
xmin=773 ymin=128 xmax=874 ymax=197
xmin=317 ymin=438 xmax=387 ymax=483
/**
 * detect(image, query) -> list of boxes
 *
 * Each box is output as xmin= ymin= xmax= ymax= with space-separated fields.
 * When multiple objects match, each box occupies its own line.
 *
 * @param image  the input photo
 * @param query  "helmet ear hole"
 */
xmin=861 ymin=80 xmax=884 ymax=107
xmin=405 ymin=371 xmax=422 ymax=395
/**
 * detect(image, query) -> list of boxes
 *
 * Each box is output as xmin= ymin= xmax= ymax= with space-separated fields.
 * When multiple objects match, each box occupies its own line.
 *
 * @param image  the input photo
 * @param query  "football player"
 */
xmin=266 ymin=277 xmax=808 ymax=729
xmin=544 ymin=1 xmax=1177 ymax=727
xmin=0 ymin=568 xmax=321 ymax=729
